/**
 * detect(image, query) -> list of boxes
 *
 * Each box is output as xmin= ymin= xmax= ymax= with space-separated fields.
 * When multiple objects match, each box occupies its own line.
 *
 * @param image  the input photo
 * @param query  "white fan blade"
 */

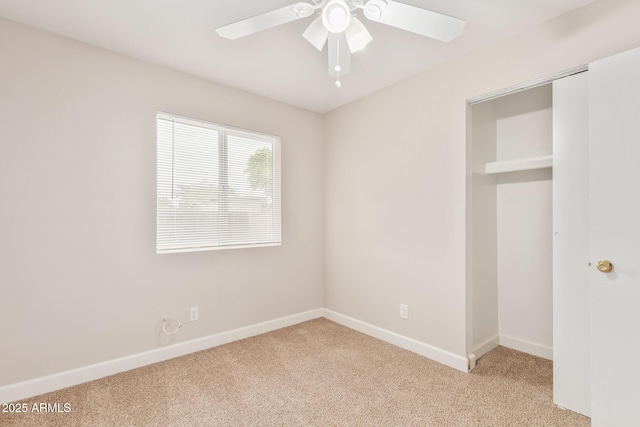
xmin=364 ymin=0 xmax=466 ymax=42
xmin=216 ymin=3 xmax=314 ymax=40
xmin=328 ymin=33 xmax=351 ymax=77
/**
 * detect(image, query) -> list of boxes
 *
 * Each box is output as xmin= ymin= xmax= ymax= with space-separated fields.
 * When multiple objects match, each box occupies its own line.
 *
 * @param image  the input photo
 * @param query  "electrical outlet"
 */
xmin=190 ymin=306 xmax=199 ymax=321
xmin=400 ymin=304 xmax=409 ymax=320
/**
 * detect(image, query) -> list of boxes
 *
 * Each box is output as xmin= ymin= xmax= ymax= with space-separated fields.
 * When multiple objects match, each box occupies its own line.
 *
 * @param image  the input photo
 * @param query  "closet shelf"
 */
xmin=484 ymin=155 xmax=553 ymax=175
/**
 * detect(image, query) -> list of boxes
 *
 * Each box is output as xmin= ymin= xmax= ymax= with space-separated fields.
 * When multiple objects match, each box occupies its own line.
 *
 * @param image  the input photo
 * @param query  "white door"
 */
xmin=552 ymin=72 xmax=590 ymax=416
xmin=589 ymin=46 xmax=640 ymax=427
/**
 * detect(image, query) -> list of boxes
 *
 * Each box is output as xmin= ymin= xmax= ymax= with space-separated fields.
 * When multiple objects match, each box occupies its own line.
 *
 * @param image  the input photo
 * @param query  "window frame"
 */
xmin=156 ymin=112 xmax=281 ymax=254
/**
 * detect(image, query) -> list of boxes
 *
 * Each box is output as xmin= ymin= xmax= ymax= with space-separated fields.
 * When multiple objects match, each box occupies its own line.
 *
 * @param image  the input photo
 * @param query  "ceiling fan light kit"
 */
xmin=302 ymin=16 xmax=329 ymax=51
xmin=322 ymin=0 xmax=352 ymax=33
xmin=344 ymin=17 xmax=371 ymax=53
xmin=216 ymin=0 xmax=466 ymax=87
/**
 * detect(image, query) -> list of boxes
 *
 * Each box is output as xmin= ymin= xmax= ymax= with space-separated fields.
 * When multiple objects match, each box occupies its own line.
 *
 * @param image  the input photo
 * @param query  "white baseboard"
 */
xmin=472 ymin=334 xmax=500 ymax=360
xmin=499 ymin=334 xmax=553 ymax=360
xmin=0 ymin=309 xmax=324 ymax=404
xmin=1 ymin=308 xmax=474 ymax=404
xmin=322 ymin=309 xmax=469 ymax=372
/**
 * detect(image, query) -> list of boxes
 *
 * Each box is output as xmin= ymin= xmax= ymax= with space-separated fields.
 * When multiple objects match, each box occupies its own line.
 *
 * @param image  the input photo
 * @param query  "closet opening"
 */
xmin=468 ymin=83 xmax=554 ymax=363
xmin=466 ymin=69 xmax=591 ymax=417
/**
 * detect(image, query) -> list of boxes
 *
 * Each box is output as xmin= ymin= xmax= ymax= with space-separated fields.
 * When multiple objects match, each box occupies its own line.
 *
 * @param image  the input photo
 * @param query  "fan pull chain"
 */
xmin=335 ymin=37 xmax=342 ymax=88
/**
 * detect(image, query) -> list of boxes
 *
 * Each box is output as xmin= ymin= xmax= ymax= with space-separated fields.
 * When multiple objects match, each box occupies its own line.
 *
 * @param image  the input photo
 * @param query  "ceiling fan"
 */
xmin=216 ymin=0 xmax=466 ymax=87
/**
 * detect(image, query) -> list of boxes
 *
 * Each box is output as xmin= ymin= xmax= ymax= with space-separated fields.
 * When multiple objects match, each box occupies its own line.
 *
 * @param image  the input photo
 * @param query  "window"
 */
xmin=157 ymin=112 xmax=281 ymax=253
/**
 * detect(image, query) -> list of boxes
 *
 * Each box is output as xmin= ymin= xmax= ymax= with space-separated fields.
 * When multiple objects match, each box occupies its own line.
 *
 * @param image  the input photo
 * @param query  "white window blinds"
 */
xmin=157 ymin=113 xmax=281 ymax=253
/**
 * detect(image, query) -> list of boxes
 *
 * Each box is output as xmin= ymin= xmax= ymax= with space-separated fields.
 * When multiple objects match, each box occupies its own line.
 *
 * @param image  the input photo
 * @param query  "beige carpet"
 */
xmin=1 ymin=318 xmax=589 ymax=426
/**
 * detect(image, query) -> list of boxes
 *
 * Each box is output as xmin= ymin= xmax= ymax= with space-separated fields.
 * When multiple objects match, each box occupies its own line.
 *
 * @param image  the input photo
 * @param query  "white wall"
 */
xmin=0 ymin=18 xmax=324 ymax=387
xmin=324 ymin=0 xmax=640 ymax=358
xmin=470 ymin=101 xmax=498 ymax=354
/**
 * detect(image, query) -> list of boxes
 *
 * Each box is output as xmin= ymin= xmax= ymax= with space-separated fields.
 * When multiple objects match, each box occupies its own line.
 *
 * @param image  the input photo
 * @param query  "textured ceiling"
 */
xmin=0 ymin=0 xmax=598 ymax=112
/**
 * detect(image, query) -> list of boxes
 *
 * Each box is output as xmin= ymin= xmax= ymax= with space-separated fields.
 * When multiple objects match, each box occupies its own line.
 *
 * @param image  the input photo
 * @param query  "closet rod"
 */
xmin=467 ymin=65 xmax=588 ymax=105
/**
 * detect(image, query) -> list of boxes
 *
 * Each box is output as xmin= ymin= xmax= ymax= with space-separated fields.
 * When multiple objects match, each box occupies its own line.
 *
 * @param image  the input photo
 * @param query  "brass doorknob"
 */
xmin=596 ymin=260 xmax=613 ymax=273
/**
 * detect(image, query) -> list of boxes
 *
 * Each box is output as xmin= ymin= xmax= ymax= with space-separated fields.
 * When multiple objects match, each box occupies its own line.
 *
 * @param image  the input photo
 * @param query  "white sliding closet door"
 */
xmin=589 ymin=46 xmax=640 ymax=427
xmin=552 ymin=72 xmax=590 ymax=417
